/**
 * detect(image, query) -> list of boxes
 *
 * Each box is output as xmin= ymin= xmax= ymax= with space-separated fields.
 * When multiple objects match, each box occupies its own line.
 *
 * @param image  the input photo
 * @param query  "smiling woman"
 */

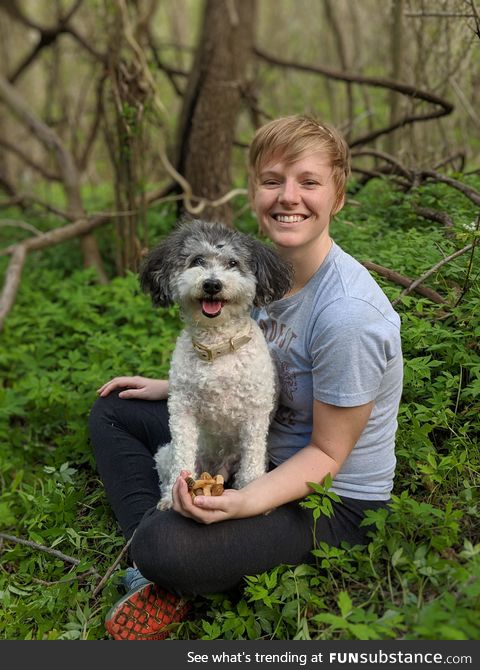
xmin=254 ymin=155 xmax=339 ymax=278
xmin=89 ymin=115 xmax=402 ymax=641
xmin=249 ymin=117 xmax=350 ymax=294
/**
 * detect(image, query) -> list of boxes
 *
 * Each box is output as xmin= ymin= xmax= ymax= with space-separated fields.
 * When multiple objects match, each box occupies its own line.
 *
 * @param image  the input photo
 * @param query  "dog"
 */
xmin=140 ymin=219 xmax=293 ymax=509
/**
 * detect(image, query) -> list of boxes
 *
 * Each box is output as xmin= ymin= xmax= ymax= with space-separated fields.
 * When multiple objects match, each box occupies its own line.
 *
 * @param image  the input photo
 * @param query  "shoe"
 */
xmin=105 ymin=582 xmax=191 ymax=640
xmin=122 ymin=566 xmax=151 ymax=593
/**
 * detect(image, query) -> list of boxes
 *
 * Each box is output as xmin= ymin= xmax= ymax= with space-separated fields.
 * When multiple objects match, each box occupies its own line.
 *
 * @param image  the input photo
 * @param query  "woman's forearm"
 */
xmin=237 ymin=444 xmax=340 ymax=518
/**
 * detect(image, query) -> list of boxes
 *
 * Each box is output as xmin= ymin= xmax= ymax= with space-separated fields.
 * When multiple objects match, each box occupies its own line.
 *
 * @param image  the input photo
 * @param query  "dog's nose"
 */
xmin=203 ymin=278 xmax=222 ymax=295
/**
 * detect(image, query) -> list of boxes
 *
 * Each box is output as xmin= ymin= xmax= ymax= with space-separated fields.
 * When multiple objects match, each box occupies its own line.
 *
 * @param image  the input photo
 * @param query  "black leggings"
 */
xmin=89 ymin=391 xmax=389 ymax=596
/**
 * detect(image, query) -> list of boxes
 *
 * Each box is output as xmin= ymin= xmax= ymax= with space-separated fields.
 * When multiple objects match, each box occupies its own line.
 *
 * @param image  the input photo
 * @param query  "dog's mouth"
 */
xmin=201 ymin=299 xmax=225 ymax=318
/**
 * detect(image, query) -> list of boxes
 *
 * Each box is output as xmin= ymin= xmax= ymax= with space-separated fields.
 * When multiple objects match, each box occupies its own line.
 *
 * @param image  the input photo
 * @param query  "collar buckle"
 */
xmin=192 ymin=328 xmax=252 ymax=363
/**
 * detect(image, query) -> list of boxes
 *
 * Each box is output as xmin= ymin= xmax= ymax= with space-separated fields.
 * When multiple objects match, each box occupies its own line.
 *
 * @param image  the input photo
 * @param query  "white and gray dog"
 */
xmin=140 ymin=219 xmax=293 ymax=509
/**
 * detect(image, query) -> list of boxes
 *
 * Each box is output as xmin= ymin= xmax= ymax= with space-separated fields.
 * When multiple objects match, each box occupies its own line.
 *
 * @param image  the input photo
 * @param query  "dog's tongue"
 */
xmin=202 ymin=300 xmax=223 ymax=317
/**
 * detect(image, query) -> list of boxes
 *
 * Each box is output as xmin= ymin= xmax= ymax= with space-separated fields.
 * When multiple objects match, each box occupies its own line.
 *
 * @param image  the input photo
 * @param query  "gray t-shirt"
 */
xmin=255 ymin=241 xmax=403 ymax=501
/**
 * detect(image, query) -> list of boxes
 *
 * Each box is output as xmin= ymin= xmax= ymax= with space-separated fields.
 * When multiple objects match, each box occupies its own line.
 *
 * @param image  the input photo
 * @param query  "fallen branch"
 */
xmin=31 ymin=568 xmax=99 ymax=586
xmin=0 ymin=213 xmax=110 ymax=258
xmin=362 ymin=260 xmax=446 ymax=305
xmin=0 ymin=532 xmax=100 ymax=579
xmin=351 ymin=149 xmax=413 ymax=181
xmin=0 ymin=183 xmax=248 ymax=329
xmin=91 ymin=534 xmax=134 ymax=598
xmin=0 ymin=244 xmax=27 ymax=329
xmin=419 ymin=170 xmax=480 ymax=207
xmin=351 ymin=165 xmax=411 ymax=189
xmin=391 ymin=243 xmax=474 ymax=306
xmin=411 ymin=205 xmax=454 ymax=231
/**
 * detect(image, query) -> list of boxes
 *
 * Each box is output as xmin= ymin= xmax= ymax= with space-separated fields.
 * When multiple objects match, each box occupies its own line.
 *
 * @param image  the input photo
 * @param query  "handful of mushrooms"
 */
xmin=186 ymin=472 xmax=224 ymax=499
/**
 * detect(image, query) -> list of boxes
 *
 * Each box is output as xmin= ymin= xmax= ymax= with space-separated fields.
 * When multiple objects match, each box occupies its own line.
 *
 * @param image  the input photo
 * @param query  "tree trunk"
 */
xmin=174 ymin=0 xmax=256 ymax=225
xmin=387 ymin=0 xmax=404 ymax=155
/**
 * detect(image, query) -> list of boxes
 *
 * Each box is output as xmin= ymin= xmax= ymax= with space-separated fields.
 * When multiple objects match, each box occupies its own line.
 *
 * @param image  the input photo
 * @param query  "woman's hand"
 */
xmin=97 ymin=376 xmax=169 ymax=401
xmin=171 ymin=471 xmax=251 ymax=524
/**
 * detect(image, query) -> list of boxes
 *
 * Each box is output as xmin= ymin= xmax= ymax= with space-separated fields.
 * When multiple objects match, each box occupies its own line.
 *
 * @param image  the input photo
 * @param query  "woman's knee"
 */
xmin=131 ymin=513 xmax=192 ymax=594
xmin=88 ymin=391 xmax=126 ymax=436
xmin=131 ymin=511 xmax=236 ymax=596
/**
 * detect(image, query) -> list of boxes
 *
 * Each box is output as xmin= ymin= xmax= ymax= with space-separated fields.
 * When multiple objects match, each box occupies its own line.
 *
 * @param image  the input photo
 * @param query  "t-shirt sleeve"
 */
xmin=310 ymin=297 xmax=401 ymax=407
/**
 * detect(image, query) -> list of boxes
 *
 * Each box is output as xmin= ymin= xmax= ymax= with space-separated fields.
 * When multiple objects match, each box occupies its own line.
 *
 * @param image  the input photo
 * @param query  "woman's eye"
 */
xmin=190 ymin=256 xmax=205 ymax=267
xmin=227 ymin=259 xmax=238 ymax=268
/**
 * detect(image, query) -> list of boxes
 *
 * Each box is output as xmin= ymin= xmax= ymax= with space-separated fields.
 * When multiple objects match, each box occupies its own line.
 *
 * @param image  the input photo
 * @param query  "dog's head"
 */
xmin=140 ymin=220 xmax=293 ymax=322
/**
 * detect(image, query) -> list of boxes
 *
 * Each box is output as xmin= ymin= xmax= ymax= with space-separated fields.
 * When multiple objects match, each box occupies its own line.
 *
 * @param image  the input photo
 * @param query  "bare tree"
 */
xmin=0 ymin=0 xmax=107 ymax=281
xmin=173 ymin=0 xmax=256 ymax=224
xmin=387 ymin=0 xmax=405 ymax=155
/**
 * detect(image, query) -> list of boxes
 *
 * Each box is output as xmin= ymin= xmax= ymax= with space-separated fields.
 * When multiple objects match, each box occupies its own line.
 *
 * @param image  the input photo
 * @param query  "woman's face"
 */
xmin=253 ymin=150 xmax=343 ymax=255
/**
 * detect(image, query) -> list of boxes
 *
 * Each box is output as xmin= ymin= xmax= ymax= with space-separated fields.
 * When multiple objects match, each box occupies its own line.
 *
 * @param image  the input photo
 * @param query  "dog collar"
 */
xmin=192 ymin=327 xmax=252 ymax=363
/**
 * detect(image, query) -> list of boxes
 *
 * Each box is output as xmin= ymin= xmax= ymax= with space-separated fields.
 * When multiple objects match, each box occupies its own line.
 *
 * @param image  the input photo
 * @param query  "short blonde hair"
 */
xmin=248 ymin=115 xmax=351 ymax=210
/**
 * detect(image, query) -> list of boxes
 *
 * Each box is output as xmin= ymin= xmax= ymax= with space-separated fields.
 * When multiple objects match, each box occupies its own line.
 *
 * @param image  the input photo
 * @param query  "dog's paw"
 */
xmin=156 ymin=497 xmax=172 ymax=511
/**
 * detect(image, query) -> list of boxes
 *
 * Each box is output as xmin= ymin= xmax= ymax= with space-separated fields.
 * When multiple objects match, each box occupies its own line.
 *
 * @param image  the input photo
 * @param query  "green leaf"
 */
xmin=337 ymin=591 xmax=352 ymax=618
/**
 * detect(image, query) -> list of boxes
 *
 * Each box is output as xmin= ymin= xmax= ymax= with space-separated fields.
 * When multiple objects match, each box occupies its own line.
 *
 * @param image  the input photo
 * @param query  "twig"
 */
xmin=404 ymin=12 xmax=475 ymax=18
xmin=433 ymin=152 xmax=465 ymax=172
xmin=454 ymin=213 xmax=480 ymax=307
xmin=449 ymin=77 xmax=480 ymax=128
xmin=0 ymin=219 xmax=42 ymax=235
xmin=392 ymin=243 xmax=474 ymax=306
xmin=0 ymin=193 xmax=72 ymax=220
xmin=253 ymin=47 xmax=454 ymax=147
xmin=31 ymin=568 xmax=99 ymax=586
xmin=351 ymin=149 xmax=413 ymax=180
xmin=363 ymin=261 xmax=446 ymax=305
xmin=91 ymin=534 xmax=134 ymax=598
xmin=153 ymin=142 xmax=248 ymax=215
xmin=0 ymin=138 xmax=60 ymax=181
xmin=0 ymin=532 xmax=100 ymax=579
xmin=0 ymin=74 xmax=79 ymax=198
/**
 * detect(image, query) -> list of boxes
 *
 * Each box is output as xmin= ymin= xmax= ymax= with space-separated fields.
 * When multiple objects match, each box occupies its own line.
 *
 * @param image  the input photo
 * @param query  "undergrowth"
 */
xmin=0 ymin=178 xmax=479 ymax=639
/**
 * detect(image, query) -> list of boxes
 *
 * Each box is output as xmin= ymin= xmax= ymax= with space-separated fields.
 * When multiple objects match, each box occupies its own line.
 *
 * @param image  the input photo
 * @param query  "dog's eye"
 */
xmin=227 ymin=259 xmax=239 ymax=268
xmin=190 ymin=256 xmax=206 ymax=267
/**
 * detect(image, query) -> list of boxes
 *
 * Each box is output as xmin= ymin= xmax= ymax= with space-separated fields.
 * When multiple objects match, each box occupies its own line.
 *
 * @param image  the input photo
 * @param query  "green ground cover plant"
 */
xmin=0 ymin=176 xmax=479 ymax=639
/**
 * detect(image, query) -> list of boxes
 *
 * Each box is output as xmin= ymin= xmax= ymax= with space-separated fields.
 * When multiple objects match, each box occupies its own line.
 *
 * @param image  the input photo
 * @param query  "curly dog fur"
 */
xmin=140 ymin=220 xmax=292 ymax=509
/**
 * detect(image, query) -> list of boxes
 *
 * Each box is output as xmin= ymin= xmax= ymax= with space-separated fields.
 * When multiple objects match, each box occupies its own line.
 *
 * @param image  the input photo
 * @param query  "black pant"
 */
xmin=89 ymin=392 xmax=389 ymax=596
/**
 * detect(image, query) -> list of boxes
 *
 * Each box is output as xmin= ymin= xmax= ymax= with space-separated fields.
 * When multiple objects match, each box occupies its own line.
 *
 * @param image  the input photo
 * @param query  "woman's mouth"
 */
xmin=271 ymin=214 xmax=308 ymax=223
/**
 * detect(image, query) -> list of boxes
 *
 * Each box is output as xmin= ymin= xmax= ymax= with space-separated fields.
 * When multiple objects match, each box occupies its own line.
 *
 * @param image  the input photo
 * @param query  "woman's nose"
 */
xmin=278 ymin=179 xmax=300 ymax=205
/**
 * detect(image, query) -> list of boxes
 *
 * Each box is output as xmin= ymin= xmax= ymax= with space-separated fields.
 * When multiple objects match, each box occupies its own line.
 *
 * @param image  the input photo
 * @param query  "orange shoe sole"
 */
xmin=105 ymin=583 xmax=190 ymax=640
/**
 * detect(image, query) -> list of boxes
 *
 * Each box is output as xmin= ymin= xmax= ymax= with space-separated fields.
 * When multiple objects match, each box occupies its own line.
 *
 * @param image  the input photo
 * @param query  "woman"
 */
xmin=89 ymin=115 xmax=403 ymax=640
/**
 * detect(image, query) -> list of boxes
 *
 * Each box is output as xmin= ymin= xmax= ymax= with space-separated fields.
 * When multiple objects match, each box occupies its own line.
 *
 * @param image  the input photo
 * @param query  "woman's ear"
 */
xmin=332 ymin=193 xmax=345 ymax=216
xmin=248 ymin=238 xmax=293 ymax=306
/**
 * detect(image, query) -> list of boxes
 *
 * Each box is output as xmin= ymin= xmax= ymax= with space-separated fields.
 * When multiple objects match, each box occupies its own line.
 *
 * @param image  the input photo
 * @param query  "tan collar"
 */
xmin=192 ymin=326 xmax=252 ymax=363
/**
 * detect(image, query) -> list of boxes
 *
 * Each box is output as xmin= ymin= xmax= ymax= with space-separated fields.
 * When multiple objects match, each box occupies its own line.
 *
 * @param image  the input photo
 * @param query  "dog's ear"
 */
xmin=248 ymin=238 xmax=294 ymax=306
xmin=140 ymin=232 xmax=181 ymax=307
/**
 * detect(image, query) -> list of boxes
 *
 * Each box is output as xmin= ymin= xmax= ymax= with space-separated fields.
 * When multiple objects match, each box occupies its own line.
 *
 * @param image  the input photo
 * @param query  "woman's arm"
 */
xmin=171 ymin=398 xmax=374 ymax=523
xmin=97 ymin=376 xmax=169 ymax=400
